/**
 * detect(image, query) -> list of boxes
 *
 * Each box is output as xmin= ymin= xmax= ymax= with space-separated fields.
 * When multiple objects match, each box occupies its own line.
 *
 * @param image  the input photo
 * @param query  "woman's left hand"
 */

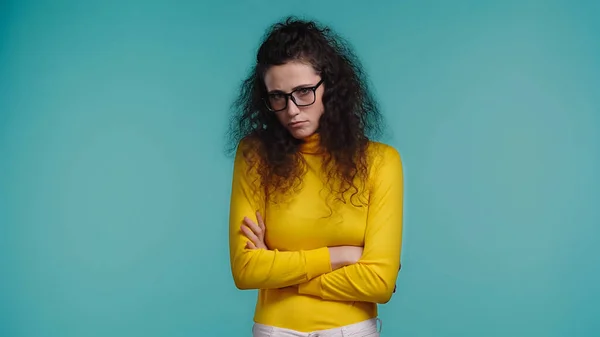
xmin=242 ymin=212 xmax=296 ymax=291
xmin=241 ymin=211 xmax=268 ymax=250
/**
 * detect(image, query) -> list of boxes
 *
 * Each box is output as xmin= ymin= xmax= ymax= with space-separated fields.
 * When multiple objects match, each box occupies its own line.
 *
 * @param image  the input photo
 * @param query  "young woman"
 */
xmin=226 ymin=17 xmax=404 ymax=337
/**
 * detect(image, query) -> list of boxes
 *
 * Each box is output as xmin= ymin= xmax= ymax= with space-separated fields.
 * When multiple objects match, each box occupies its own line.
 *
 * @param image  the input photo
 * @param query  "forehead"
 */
xmin=263 ymin=61 xmax=320 ymax=91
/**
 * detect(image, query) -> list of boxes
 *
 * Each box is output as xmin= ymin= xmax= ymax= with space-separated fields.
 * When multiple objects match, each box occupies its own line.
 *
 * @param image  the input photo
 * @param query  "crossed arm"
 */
xmin=228 ymin=143 xmax=404 ymax=304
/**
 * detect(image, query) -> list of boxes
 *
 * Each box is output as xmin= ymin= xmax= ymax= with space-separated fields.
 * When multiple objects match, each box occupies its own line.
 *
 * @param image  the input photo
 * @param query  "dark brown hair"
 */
xmin=227 ymin=16 xmax=384 ymax=206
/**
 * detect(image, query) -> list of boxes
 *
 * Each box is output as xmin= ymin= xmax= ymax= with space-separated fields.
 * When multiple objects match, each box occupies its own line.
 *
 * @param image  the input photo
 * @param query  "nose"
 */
xmin=285 ymin=96 xmax=300 ymax=116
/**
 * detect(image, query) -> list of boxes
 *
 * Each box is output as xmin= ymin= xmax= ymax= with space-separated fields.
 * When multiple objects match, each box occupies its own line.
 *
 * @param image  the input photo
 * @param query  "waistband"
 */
xmin=252 ymin=317 xmax=382 ymax=337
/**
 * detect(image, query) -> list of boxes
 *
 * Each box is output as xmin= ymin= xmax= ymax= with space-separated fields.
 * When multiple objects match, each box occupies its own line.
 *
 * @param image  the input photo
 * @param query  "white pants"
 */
xmin=252 ymin=318 xmax=382 ymax=337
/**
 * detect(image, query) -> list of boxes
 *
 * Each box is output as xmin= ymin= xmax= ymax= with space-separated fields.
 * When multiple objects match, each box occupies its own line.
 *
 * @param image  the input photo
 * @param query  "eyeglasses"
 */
xmin=263 ymin=79 xmax=324 ymax=112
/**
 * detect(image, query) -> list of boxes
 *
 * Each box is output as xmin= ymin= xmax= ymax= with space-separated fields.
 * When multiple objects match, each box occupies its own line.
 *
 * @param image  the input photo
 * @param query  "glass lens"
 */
xmin=268 ymin=94 xmax=287 ymax=111
xmin=292 ymin=89 xmax=315 ymax=105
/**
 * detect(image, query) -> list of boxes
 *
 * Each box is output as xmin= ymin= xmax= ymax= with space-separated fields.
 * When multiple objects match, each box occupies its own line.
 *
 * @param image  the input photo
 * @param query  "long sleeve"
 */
xmin=228 ymin=139 xmax=332 ymax=290
xmin=298 ymin=145 xmax=404 ymax=303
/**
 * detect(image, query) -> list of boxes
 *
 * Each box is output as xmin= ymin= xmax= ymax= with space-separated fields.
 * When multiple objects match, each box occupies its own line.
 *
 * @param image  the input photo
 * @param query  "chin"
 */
xmin=288 ymin=128 xmax=315 ymax=139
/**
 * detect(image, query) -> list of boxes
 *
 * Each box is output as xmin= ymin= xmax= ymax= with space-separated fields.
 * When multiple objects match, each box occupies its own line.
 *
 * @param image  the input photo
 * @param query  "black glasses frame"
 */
xmin=263 ymin=79 xmax=324 ymax=112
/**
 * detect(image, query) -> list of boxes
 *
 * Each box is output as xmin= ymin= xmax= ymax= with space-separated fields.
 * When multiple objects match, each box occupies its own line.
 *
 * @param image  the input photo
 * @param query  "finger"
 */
xmin=246 ymin=241 xmax=257 ymax=249
xmin=241 ymin=224 xmax=260 ymax=244
xmin=244 ymin=216 xmax=263 ymax=237
xmin=256 ymin=211 xmax=266 ymax=231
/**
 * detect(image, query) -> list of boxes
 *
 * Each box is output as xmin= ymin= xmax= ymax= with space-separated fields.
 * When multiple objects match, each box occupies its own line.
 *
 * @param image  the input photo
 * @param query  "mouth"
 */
xmin=288 ymin=121 xmax=307 ymax=127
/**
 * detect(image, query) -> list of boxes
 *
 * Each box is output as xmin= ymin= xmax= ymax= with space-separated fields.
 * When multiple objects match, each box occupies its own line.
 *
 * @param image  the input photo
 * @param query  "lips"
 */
xmin=288 ymin=121 xmax=307 ymax=127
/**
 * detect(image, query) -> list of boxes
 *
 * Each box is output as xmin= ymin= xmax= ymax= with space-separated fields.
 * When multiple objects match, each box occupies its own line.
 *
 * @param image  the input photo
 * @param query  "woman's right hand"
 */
xmin=328 ymin=246 xmax=364 ymax=270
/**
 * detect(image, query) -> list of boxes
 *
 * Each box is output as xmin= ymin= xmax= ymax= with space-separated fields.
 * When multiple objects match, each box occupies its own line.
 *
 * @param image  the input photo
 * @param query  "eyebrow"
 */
xmin=267 ymin=83 xmax=316 ymax=94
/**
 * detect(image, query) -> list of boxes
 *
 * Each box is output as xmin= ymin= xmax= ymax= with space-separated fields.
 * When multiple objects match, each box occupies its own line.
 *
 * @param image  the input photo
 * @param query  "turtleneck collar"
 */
xmin=299 ymin=133 xmax=322 ymax=154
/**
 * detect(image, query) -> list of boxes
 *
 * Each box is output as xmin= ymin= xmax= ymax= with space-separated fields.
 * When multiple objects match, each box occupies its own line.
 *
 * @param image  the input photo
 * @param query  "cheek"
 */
xmin=275 ymin=113 xmax=288 ymax=125
xmin=310 ymin=103 xmax=325 ymax=120
xmin=316 ymin=96 xmax=325 ymax=114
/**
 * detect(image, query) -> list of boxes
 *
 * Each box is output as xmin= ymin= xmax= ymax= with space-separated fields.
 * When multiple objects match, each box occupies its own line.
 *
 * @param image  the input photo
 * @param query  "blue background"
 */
xmin=1 ymin=0 xmax=599 ymax=336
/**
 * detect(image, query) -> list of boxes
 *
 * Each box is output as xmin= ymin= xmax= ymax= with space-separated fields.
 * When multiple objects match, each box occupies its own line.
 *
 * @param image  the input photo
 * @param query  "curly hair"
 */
xmin=226 ymin=16 xmax=384 ymax=206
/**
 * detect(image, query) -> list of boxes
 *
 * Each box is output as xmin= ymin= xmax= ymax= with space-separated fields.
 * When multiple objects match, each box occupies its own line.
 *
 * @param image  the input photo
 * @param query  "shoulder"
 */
xmin=367 ymin=140 xmax=403 ymax=168
xmin=365 ymin=140 xmax=403 ymax=186
xmin=234 ymin=135 xmax=261 ymax=159
xmin=232 ymin=135 xmax=263 ymax=172
xmin=235 ymin=135 xmax=260 ymax=153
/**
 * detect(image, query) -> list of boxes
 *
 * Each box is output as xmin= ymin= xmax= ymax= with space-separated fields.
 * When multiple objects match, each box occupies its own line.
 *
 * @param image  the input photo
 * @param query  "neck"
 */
xmin=299 ymin=133 xmax=321 ymax=154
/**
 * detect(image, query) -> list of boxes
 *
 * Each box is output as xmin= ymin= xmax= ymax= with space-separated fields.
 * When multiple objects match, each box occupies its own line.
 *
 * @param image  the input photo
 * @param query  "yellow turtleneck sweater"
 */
xmin=228 ymin=133 xmax=404 ymax=332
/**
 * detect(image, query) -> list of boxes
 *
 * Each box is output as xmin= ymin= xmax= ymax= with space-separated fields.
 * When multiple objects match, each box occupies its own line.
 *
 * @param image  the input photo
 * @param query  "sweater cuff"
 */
xmin=298 ymin=276 xmax=322 ymax=297
xmin=304 ymin=247 xmax=332 ymax=280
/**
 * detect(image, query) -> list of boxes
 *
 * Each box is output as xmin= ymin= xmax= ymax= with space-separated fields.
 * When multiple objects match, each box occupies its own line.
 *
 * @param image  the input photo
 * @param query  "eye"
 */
xmin=269 ymin=93 xmax=285 ymax=100
xmin=296 ymin=88 xmax=311 ymax=96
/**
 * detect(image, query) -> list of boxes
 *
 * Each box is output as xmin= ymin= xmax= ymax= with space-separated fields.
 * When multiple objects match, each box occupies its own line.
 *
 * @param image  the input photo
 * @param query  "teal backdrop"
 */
xmin=1 ymin=0 xmax=598 ymax=336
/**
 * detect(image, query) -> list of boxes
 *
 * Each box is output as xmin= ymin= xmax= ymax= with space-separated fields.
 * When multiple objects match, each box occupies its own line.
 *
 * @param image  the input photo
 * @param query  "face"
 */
xmin=263 ymin=61 xmax=325 ymax=139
